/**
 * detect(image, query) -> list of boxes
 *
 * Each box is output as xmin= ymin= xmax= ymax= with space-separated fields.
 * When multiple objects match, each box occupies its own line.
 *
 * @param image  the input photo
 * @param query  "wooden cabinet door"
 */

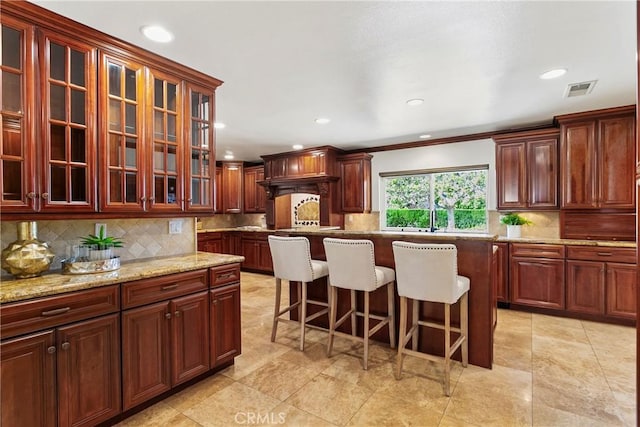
xmin=495 ymin=243 xmax=509 ymax=303
xmin=214 ymin=166 xmax=222 ymax=213
xmin=528 ymin=138 xmax=558 ymax=208
xmin=606 ymin=263 xmax=637 ymax=319
xmin=258 ymin=240 xmax=274 ymax=272
xmin=146 ymin=68 xmax=183 ymax=212
xmin=0 ymin=16 xmax=37 ymax=212
xmin=256 ymin=168 xmax=266 ymax=212
xmin=210 ymin=284 xmax=241 ymax=367
xmin=241 ymin=239 xmax=258 ymax=269
xmin=185 ymin=83 xmax=215 ymax=212
xmin=566 ymin=260 xmax=605 ymax=315
xmin=1 ymin=330 xmax=56 ymax=427
xmin=56 ymin=314 xmax=121 ymax=427
xmin=39 ymin=29 xmax=97 ymax=212
xmin=560 ymin=121 xmax=597 ymax=208
xmin=496 ymin=142 xmax=527 ymax=209
xmin=170 ymin=292 xmax=210 ymax=386
xmin=340 ymin=154 xmax=372 ymax=213
xmin=222 ymin=162 xmax=243 ymax=213
xmin=510 ymin=257 xmax=565 ymax=309
xmin=243 ymin=167 xmax=258 ymax=213
xmin=598 ymin=116 xmax=636 ymax=208
xmin=203 ymin=239 xmax=223 ymax=253
xmin=122 ymin=301 xmax=171 ymax=410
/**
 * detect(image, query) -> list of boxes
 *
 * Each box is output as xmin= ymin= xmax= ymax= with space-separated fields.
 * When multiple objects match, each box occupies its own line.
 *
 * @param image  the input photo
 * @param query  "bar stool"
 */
xmin=268 ymin=235 xmax=330 ymax=351
xmin=391 ymin=241 xmax=469 ymax=396
xmin=322 ymin=237 xmax=396 ymax=370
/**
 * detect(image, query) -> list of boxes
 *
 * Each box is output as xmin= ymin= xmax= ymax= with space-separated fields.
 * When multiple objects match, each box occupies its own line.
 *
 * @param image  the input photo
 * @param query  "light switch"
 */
xmin=169 ymin=220 xmax=182 ymax=234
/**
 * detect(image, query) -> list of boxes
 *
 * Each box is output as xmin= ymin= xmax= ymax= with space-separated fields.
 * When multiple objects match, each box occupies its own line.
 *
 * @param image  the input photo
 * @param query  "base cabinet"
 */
xmin=566 ymin=260 xmax=605 ymax=315
xmin=210 ymin=283 xmax=242 ymax=367
xmin=510 ymin=244 xmax=565 ymax=310
xmin=606 ymin=263 xmax=637 ymax=319
xmin=240 ymin=234 xmax=273 ymax=273
xmin=1 ymin=314 xmax=121 ymax=427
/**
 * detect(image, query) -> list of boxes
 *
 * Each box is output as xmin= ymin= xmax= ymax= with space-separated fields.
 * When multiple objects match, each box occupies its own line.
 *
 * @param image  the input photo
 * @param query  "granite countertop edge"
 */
xmin=0 ymin=252 xmax=245 ymax=304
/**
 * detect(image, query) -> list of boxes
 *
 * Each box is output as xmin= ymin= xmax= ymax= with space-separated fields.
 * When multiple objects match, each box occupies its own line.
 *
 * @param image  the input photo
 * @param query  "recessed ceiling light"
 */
xmin=419 ymin=134 xmax=432 ymax=139
xmin=406 ymin=98 xmax=424 ymax=106
xmin=214 ymin=122 xmax=226 ymax=129
xmin=140 ymin=25 xmax=174 ymax=43
xmin=292 ymin=144 xmax=304 ymax=150
xmin=223 ymin=154 xmax=234 ymax=160
xmin=539 ymin=68 xmax=567 ymax=80
xmin=314 ymin=118 xmax=330 ymax=124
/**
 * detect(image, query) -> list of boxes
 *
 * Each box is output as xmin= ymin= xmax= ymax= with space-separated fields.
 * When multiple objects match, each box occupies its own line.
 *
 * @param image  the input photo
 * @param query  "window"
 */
xmin=381 ymin=166 xmax=488 ymax=232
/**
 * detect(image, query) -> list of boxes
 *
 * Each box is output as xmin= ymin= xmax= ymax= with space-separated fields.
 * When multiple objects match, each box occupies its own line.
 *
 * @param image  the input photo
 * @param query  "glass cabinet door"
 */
xmin=0 ymin=17 xmax=36 ymax=212
xmin=100 ymin=53 xmax=145 ymax=212
xmin=186 ymin=83 xmax=215 ymax=211
xmin=40 ymin=30 xmax=96 ymax=211
xmin=148 ymin=69 xmax=182 ymax=211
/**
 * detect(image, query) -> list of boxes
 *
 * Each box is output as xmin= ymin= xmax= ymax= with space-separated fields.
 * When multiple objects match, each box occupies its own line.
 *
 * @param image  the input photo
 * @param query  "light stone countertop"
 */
xmin=495 ymin=236 xmax=636 ymax=248
xmin=0 ymin=252 xmax=245 ymax=304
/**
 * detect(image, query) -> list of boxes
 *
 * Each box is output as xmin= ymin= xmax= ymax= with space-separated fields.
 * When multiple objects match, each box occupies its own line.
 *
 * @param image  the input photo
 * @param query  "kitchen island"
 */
xmin=277 ymin=229 xmax=498 ymax=369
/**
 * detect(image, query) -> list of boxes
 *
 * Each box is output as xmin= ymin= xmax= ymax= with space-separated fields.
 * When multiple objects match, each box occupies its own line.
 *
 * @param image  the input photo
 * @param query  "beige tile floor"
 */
xmin=118 ymin=272 xmax=636 ymax=427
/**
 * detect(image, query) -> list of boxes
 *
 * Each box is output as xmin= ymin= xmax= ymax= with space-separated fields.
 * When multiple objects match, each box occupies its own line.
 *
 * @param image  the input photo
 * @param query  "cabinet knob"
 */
xmin=165 ymin=312 xmax=171 ymax=319
xmin=174 ymin=310 xmax=181 ymax=317
xmin=41 ymin=193 xmax=49 ymax=199
xmin=26 ymin=192 xmax=37 ymax=199
xmin=140 ymin=197 xmax=147 ymax=202
xmin=47 ymin=346 xmax=56 ymax=354
xmin=61 ymin=342 xmax=70 ymax=350
xmin=149 ymin=197 xmax=155 ymax=202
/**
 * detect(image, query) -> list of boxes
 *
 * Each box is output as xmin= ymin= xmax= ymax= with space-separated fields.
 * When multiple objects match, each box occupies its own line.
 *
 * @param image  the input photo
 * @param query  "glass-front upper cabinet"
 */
xmin=0 ymin=16 xmax=36 ymax=212
xmin=99 ymin=53 xmax=145 ymax=212
xmin=39 ymin=30 xmax=97 ymax=211
xmin=147 ymin=69 xmax=182 ymax=211
xmin=185 ymin=83 xmax=215 ymax=211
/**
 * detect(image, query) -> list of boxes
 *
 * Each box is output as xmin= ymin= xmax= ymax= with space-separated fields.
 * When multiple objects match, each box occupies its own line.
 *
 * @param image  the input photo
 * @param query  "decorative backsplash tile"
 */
xmin=292 ymin=194 xmax=319 ymax=227
xmin=1 ymin=218 xmax=196 ymax=274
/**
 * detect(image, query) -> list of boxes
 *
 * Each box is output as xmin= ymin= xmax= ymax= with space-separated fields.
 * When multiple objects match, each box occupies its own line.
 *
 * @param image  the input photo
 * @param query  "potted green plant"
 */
xmin=80 ymin=226 xmax=124 ymax=261
xmin=500 ymin=213 xmax=532 ymax=238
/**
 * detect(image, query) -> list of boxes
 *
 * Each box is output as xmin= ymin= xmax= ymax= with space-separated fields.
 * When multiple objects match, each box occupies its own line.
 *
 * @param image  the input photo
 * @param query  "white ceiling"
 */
xmin=34 ymin=0 xmax=637 ymax=162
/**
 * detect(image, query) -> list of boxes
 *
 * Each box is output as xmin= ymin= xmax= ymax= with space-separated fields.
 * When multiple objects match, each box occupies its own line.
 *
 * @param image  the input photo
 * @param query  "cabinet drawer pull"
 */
xmin=61 ymin=342 xmax=70 ymax=350
xmin=41 ymin=307 xmax=71 ymax=316
xmin=217 ymin=272 xmax=235 ymax=280
xmin=47 ymin=346 xmax=56 ymax=354
xmin=161 ymin=284 xmax=179 ymax=291
xmin=597 ymin=252 xmax=613 ymax=256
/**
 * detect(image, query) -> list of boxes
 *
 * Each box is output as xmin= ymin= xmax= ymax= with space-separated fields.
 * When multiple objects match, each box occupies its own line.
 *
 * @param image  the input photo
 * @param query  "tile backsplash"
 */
xmin=1 ymin=218 xmax=196 ymax=274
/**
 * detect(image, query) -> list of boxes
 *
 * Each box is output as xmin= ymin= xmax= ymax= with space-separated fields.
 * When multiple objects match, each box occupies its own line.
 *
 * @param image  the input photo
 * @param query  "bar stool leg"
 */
xmin=350 ymin=289 xmax=357 ymax=336
xmin=327 ymin=286 xmax=337 ymax=357
xmin=271 ymin=278 xmax=282 ymax=342
xmin=300 ymin=282 xmax=308 ymax=351
xmin=461 ymin=292 xmax=469 ymax=367
xmin=444 ymin=303 xmax=451 ymax=396
xmin=387 ymin=282 xmax=396 ymax=348
xmin=363 ymin=291 xmax=370 ymax=370
xmin=396 ymin=296 xmax=407 ymax=379
xmin=412 ymin=299 xmax=419 ymax=351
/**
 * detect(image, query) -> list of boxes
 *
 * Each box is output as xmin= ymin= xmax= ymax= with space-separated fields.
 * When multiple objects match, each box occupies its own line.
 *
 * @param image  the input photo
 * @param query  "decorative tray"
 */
xmin=61 ymin=257 xmax=121 ymax=275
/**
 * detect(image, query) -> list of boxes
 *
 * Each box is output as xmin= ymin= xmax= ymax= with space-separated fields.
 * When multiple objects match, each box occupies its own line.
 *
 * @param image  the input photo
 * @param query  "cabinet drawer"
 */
xmin=566 ymin=246 xmax=636 ymax=263
xmin=210 ymin=264 xmax=241 ymax=287
xmin=510 ymin=243 xmax=565 ymax=259
xmin=197 ymin=232 xmax=222 ymax=242
xmin=122 ymin=269 xmax=208 ymax=309
xmin=0 ymin=285 xmax=119 ymax=340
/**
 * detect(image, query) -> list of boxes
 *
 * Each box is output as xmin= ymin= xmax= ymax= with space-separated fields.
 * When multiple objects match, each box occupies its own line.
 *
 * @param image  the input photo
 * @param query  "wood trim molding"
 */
xmin=554 ymin=105 xmax=636 ymax=124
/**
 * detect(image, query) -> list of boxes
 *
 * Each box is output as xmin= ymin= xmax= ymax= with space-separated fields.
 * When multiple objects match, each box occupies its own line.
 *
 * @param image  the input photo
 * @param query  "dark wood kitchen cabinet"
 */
xmin=221 ymin=162 xmax=243 ymax=213
xmin=510 ymin=243 xmax=565 ymax=309
xmin=198 ymin=231 xmax=223 ymax=253
xmin=494 ymin=128 xmax=559 ymax=210
xmin=557 ymin=106 xmax=636 ymax=209
xmin=240 ymin=233 xmax=273 ymax=273
xmin=1 ymin=1 xmax=222 ymax=217
xmin=121 ymin=270 xmax=209 ymax=410
xmin=495 ymin=242 xmax=509 ymax=303
xmin=566 ymin=245 xmax=637 ymax=319
xmin=210 ymin=264 xmax=242 ymax=367
xmin=1 ymin=285 xmax=121 ymax=427
xmin=338 ymin=153 xmax=372 ymax=213
xmin=214 ymin=166 xmax=223 ymax=213
xmin=244 ymin=165 xmax=266 ymax=213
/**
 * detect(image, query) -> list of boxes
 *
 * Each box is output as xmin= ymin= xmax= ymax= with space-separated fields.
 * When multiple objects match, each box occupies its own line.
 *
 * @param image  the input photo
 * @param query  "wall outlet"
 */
xmin=95 ymin=223 xmax=107 ymax=236
xmin=169 ymin=220 xmax=182 ymax=234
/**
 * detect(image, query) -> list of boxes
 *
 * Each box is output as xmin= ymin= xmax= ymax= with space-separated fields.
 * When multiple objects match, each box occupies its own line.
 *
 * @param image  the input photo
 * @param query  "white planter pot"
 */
xmin=89 ymin=248 xmax=113 ymax=261
xmin=506 ymin=225 xmax=522 ymax=238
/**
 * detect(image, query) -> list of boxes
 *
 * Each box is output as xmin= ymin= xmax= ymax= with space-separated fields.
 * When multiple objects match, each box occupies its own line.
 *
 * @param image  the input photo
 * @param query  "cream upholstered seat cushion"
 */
xmin=323 ymin=238 xmax=395 ymax=291
xmin=268 ymin=235 xmax=328 ymax=283
xmin=391 ymin=241 xmax=469 ymax=304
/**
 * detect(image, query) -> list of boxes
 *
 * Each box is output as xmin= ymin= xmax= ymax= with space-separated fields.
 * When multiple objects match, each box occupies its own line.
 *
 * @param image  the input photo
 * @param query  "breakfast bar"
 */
xmin=277 ymin=229 xmax=498 ymax=369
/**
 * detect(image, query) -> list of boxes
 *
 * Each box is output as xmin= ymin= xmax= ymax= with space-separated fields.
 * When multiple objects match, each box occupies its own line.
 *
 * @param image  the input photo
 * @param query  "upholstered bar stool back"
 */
xmin=268 ymin=235 xmax=330 ymax=351
xmin=392 ymin=241 xmax=470 ymax=396
xmin=323 ymin=238 xmax=396 ymax=370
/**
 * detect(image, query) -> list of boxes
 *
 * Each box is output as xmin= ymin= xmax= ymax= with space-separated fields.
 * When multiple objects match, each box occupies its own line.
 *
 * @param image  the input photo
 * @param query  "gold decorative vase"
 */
xmin=2 ymin=221 xmax=55 ymax=279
